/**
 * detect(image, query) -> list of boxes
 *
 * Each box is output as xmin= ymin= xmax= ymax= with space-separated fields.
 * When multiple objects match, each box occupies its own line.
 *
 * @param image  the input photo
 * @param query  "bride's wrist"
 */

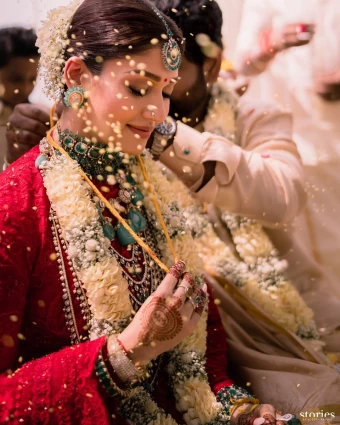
xmin=107 ymin=334 xmax=147 ymax=385
xmin=118 ymin=329 xmax=155 ymax=366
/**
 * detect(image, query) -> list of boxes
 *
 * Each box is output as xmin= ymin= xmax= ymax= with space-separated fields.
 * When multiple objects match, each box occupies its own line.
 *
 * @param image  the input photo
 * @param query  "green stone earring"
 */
xmin=63 ymin=86 xmax=86 ymax=109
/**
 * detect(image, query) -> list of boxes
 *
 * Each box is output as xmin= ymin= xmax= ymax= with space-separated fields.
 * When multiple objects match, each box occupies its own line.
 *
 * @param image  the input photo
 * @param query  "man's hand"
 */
xmin=6 ymin=103 xmax=50 ymax=164
xmin=239 ymin=23 xmax=315 ymax=77
xmin=219 ymin=69 xmax=249 ymax=97
xmin=273 ymin=23 xmax=315 ymax=51
xmin=314 ymin=70 xmax=340 ymax=101
xmin=232 ymin=403 xmax=285 ymax=425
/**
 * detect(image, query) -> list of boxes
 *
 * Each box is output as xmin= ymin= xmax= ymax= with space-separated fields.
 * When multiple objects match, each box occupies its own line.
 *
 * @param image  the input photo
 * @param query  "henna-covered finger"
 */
xmin=263 ymin=414 xmax=276 ymax=425
xmin=156 ymin=260 xmax=186 ymax=296
xmin=182 ymin=290 xmax=199 ymax=318
xmin=168 ymin=260 xmax=186 ymax=280
xmin=238 ymin=414 xmax=263 ymax=425
xmin=173 ymin=272 xmax=195 ymax=302
xmin=194 ymin=288 xmax=208 ymax=316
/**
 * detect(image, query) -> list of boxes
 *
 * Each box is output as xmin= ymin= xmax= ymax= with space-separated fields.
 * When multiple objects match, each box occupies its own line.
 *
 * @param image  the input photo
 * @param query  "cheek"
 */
xmin=87 ymin=84 xmax=139 ymax=128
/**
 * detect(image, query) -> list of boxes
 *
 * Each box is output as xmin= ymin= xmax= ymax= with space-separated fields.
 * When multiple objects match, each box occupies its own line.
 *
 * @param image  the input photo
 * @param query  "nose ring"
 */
xmin=151 ymin=111 xmax=156 ymax=120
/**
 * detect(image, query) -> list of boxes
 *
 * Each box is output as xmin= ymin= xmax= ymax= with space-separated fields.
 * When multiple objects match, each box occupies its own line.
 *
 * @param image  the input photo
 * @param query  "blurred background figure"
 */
xmin=0 ymin=27 xmax=38 ymax=167
xmin=234 ymin=0 xmax=340 ymax=313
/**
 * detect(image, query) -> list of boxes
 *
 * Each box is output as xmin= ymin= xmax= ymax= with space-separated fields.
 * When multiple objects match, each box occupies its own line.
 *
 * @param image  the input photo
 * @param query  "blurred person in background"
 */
xmin=0 ymin=27 xmax=39 ymax=168
xmin=235 ymin=0 xmax=340 ymax=308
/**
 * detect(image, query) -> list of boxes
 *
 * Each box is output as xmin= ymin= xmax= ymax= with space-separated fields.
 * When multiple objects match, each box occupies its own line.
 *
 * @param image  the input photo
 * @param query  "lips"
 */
xmin=127 ymin=124 xmax=154 ymax=139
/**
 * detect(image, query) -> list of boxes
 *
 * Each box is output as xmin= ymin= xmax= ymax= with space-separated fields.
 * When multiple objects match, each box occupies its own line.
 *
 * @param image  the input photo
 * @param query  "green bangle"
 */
xmin=95 ymin=353 xmax=128 ymax=398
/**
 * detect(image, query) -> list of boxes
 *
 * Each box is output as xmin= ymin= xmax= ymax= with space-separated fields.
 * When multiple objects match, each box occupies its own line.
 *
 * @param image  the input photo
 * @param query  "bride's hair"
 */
xmin=65 ymin=0 xmax=184 ymax=75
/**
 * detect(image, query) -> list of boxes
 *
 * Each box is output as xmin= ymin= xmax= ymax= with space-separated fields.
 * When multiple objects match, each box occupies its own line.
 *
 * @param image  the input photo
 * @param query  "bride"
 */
xmin=0 ymin=0 xmax=285 ymax=424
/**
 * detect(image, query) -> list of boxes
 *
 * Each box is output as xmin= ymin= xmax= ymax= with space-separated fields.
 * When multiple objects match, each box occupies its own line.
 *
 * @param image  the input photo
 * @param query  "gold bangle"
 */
xmin=230 ymin=397 xmax=260 ymax=417
xmin=107 ymin=335 xmax=146 ymax=385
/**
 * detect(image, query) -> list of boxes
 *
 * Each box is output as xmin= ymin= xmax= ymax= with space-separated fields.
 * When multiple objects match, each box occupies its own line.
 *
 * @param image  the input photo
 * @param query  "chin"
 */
xmin=119 ymin=140 xmax=147 ymax=156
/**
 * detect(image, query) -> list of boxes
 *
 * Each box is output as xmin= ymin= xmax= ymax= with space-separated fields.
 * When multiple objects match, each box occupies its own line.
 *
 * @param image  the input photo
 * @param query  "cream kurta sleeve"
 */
xmin=160 ymin=97 xmax=307 ymax=227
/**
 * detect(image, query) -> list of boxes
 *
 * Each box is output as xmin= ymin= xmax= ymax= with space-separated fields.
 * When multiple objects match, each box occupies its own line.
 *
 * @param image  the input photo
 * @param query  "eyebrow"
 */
xmin=126 ymin=70 xmax=178 ymax=83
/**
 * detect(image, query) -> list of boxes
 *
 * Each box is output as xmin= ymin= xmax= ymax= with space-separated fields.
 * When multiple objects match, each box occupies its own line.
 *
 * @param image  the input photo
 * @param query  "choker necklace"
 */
xmin=55 ymin=122 xmax=147 ymax=246
xmin=57 ymin=121 xmax=125 ymax=180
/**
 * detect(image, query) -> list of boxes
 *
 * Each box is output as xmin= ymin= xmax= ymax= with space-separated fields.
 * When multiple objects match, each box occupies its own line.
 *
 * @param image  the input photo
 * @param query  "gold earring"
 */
xmin=64 ymin=86 xmax=86 ymax=109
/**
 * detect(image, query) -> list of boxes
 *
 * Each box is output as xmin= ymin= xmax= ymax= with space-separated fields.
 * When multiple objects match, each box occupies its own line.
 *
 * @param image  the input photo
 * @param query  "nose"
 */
xmin=142 ymin=95 xmax=169 ymax=125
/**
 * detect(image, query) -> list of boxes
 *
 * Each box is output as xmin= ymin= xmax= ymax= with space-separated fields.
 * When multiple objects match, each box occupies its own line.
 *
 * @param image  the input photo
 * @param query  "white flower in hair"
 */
xmin=36 ymin=0 xmax=84 ymax=100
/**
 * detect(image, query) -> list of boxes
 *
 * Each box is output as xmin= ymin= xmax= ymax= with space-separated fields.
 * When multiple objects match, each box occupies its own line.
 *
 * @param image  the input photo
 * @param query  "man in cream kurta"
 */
xmin=160 ymin=95 xmax=340 ymax=351
xmin=152 ymin=0 xmax=340 ymax=354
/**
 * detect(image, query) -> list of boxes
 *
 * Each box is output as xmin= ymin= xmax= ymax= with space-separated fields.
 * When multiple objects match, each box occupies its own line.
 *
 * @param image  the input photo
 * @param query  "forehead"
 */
xmin=102 ymin=47 xmax=179 ymax=81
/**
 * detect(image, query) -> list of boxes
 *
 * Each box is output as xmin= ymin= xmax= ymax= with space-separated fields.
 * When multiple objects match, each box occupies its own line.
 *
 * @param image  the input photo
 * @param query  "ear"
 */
xmin=63 ymin=56 xmax=90 ymax=88
xmin=202 ymin=50 xmax=223 ymax=84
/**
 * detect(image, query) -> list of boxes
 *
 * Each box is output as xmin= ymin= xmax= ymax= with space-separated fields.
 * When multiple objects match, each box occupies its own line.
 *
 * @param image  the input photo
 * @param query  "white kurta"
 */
xmin=235 ymin=0 xmax=340 ymax=299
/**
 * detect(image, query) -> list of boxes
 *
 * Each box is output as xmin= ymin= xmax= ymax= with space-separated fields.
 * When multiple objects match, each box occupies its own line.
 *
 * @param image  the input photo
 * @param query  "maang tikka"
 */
xmin=149 ymin=4 xmax=182 ymax=71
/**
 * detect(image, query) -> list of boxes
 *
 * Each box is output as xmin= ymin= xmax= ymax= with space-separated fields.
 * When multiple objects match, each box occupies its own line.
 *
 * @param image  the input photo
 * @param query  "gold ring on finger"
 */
xmin=185 ymin=286 xmax=194 ymax=298
xmin=177 ymin=285 xmax=194 ymax=298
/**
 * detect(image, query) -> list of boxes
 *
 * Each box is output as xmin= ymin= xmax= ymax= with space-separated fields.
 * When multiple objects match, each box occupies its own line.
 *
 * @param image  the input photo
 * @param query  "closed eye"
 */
xmin=129 ymin=87 xmax=172 ymax=100
xmin=129 ymin=87 xmax=146 ymax=97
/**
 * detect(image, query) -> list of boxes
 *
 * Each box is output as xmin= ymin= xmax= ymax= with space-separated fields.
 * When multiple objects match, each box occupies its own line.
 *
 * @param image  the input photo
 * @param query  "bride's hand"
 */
xmin=231 ymin=404 xmax=285 ymax=425
xmin=118 ymin=260 xmax=207 ymax=365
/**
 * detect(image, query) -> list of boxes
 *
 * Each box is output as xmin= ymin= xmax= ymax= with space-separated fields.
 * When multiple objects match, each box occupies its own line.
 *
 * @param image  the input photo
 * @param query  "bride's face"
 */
xmin=71 ymin=48 xmax=178 ymax=154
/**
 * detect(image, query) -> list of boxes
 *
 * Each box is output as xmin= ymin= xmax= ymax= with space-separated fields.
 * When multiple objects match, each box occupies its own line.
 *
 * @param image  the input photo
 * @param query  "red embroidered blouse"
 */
xmin=0 ymin=146 xmax=233 ymax=425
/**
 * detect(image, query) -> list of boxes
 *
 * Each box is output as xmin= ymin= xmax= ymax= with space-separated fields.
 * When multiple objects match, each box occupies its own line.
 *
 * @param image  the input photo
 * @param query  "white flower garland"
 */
xmin=168 ymin=80 xmax=320 ymax=344
xmin=36 ymin=0 xmax=84 ymax=100
xmin=40 ymin=147 xmax=228 ymax=425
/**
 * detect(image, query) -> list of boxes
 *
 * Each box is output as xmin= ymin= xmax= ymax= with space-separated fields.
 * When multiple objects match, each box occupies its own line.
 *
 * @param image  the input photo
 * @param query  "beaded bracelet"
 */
xmin=107 ymin=334 xmax=146 ymax=385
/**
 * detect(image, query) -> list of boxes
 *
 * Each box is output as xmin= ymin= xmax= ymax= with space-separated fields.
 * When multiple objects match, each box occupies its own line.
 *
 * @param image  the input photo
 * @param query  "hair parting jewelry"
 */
xmin=148 ymin=3 xmax=182 ymax=71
